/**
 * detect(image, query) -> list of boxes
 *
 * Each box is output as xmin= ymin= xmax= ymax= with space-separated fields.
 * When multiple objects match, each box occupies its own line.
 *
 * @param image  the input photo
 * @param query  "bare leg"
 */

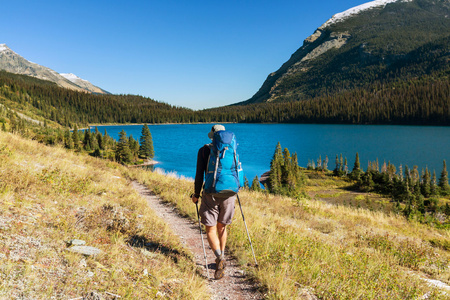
xmin=217 ymin=222 xmax=227 ymax=253
xmin=205 ymin=225 xmax=220 ymax=253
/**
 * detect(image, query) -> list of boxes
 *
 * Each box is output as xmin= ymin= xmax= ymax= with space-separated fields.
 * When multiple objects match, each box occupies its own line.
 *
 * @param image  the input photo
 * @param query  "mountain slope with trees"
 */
xmin=239 ymin=0 xmax=450 ymax=105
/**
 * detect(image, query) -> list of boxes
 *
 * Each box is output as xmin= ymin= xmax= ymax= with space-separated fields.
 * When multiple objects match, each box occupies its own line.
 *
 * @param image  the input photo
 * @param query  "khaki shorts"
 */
xmin=199 ymin=193 xmax=236 ymax=227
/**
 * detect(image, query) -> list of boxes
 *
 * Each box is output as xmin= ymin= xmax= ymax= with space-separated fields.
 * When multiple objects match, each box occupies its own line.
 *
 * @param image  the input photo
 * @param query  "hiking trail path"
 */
xmin=131 ymin=181 xmax=263 ymax=300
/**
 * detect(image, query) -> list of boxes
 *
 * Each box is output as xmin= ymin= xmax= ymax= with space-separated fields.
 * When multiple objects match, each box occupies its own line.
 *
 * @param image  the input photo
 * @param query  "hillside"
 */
xmin=0 ymin=70 xmax=196 ymax=127
xmin=0 ymin=130 xmax=208 ymax=299
xmin=241 ymin=0 xmax=450 ymax=104
xmin=2 ymin=66 xmax=449 ymax=127
xmin=131 ymin=162 xmax=450 ymax=299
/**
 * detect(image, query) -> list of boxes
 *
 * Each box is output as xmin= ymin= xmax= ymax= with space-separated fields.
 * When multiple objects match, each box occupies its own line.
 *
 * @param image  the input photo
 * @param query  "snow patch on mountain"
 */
xmin=61 ymin=73 xmax=89 ymax=83
xmin=0 ymin=44 xmax=8 ymax=52
xmin=321 ymin=0 xmax=413 ymax=28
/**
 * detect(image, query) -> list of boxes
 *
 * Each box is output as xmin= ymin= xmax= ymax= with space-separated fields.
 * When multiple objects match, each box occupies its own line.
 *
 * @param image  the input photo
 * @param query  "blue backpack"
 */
xmin=204 ymin=130 xmax=244 ymax=196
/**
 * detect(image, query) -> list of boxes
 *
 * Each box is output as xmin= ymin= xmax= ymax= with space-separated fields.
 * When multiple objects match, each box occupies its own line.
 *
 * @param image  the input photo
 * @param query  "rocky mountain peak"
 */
xmin=0 ymin=44 xmax=108 ymax=94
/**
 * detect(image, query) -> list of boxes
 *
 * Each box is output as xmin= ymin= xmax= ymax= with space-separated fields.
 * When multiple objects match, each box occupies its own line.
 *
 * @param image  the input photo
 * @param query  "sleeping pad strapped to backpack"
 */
xmin=204 ymin=130 xmax=244 ymax=197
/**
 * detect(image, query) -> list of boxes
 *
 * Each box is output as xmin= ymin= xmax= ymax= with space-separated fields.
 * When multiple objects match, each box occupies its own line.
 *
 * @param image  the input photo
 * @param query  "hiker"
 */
xmin=191 ymin=124 xmax=237 ymax=280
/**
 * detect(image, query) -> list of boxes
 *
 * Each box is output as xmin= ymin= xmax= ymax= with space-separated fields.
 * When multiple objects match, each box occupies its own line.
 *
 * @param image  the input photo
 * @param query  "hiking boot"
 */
xmin=214 ymin=256 xmax=226 ymax=280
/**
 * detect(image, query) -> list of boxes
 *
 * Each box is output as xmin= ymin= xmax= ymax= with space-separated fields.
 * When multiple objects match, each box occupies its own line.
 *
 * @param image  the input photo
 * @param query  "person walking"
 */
xmin=191 ymin=124 xmax=236 ymax=280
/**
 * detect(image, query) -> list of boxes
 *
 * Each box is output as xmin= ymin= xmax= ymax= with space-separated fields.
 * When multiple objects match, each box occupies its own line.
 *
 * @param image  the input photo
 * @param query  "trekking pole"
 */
xmin=195 ymin=201 xmax=209 ymax=279
xmin=236 ymin=194 xmax=258 ymax=267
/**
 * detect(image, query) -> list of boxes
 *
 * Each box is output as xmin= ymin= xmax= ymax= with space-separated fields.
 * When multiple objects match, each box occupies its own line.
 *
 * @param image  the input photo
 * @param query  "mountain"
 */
xmin=0 ymin=44 xmax=108 ymax=94
xmin=60 ymin=73 xmax=109 ymax=94
xmin=241 ymin=0 xmax=450 ymax=104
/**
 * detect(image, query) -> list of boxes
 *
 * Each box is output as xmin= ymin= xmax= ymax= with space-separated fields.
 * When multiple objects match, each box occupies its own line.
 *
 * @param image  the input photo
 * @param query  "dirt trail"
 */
xmin=131 ymin=181 xmax=262 ymax=300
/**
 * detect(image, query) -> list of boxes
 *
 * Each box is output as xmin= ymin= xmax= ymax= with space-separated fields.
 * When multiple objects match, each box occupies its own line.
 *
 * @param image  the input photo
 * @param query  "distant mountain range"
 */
xmin=241 ymin=0 xmax=450 ymax=104
xmin=0 ymin=44 xmax=108 ymax=95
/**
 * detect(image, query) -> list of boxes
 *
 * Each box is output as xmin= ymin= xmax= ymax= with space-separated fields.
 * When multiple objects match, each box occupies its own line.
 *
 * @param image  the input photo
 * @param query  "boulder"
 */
xmin=67 ymin=246 xmax=101 ymax=256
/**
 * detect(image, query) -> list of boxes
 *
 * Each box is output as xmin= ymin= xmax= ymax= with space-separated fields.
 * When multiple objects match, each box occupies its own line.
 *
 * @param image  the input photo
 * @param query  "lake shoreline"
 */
xmin=92 ymin=123 xmax=450 ymax=182
xmin=127 ymin=159 xmax=159 ymax=168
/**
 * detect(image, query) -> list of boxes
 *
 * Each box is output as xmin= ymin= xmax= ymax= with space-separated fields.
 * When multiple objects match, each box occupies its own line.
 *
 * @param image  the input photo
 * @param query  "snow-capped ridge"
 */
xmin=0 ymin=44 xmax=9 ymax=52
xmin=0 ymin=44 xmax=108 ymax=94
xmin=61 ymin=73 xmax=89 ymax=83
xmin=321 ymin=0 xmax=413 ymax=28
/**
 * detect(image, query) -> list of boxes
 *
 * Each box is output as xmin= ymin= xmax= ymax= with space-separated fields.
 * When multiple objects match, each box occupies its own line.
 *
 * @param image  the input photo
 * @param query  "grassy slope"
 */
xmin=2 ymin=126 xmax=450 ymax=299
xmin=0 ymin=131 xmax=207 ymax=299
xmin=129 ymin=168 xmax=450 ymax=299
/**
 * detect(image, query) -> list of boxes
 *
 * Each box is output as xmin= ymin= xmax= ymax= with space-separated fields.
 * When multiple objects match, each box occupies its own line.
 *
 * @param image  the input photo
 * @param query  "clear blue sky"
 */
xmin=2 ymin=0 xmax=368 ymax=110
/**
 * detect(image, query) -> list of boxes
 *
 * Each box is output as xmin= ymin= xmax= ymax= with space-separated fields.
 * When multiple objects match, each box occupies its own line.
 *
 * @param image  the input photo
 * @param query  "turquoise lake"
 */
xmin=93 ymin=124 xmax=450 ymax=182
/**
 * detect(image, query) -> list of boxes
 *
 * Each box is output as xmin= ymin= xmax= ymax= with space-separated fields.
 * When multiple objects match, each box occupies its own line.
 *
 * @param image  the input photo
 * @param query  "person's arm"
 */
xmin=193 ymin=146 xmax=208 ymax=202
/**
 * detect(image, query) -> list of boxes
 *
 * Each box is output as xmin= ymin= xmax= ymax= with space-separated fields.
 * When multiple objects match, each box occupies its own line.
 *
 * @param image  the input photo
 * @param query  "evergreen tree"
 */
xmin=72 ymin=124 xmax=80 ymax=150
xmin=128 ymin=134 xmax=140 ymax=160
xmin=90 ymin=129 xmax=98 ymax=150
xmin=56 ymin=130 xmax=64 ymax=145
xmin=404 ymin=165 xmax=411 ymax=189
xmin=316 ymin=155 xmax=322 ymax=170
xmin=103 ymin=129 xmax=111 ymax=150
xmin=334 ymin=154 xmax=340 ymax=176
xmin=292 ymin=152 xmax=302 ymax=184
xmin=139 ymin=124 xmax=154 ymax=159
xmin=387 ymin=162 xmax=396 ymax=181
xmin=439 ymin=160 xmax=450 ymax=195
xmin=323 ymin=155 xmax=328 ymax=171
xmin=350 ymin=152 xmax=362 ymax=180
xmin=269 ymin=142 xmax=283 ymax=193
xmin=431 ymin=170 xmax=438 ymax=196
xmin=344 ymin=157 xmax=348 ymax=175
xmin=83 ymin=128 xmax=92 ymax=151
xmin=64 ymin=129 xmax=73 ymax=149
xmin=244 ymin=176 xmax=250 ymax=189
xmin=97 ymin=132 xmax=104 ymax=150
xmin=250 ymin=176 xmax=262 ymax=192
xmin=282 ymin=148 xmax=293 ymax=186
xmin=421 ymin=167 xmax=431 ymax=197
xmin=115 ymin=130 xmax=132 ymax=164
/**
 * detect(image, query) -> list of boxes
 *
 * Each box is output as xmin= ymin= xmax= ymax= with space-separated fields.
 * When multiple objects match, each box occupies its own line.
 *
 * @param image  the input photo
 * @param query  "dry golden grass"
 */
xmin=0 ymin=131 xmax=207 ymax=299
xmin=129 ymin=167 xmax=450 ymax=299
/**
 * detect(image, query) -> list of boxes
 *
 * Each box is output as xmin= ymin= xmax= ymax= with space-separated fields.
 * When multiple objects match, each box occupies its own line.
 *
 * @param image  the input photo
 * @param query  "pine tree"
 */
xmin=115 ymin=130 xmax=132 ymax=164
xmin=292 ymin=152 xmax=301 ymax=183
xmin=387 ymin=162 xmax=396 ymax=181
xmin=64 ymin=129 xmax=73 ymax=149
xmin=103 ymin=129 xmax=111 ymax=150
xmin=269 ymin=142 xmax=283 ymax=193
xmin=350 ymin=152 xmax=362 ymax=180
xmin=439 ymin=160 xmax=450 ymax=195
xmin=250 ymin=176 xmax=261 ymax=192
xmin=404 ymin=165 xmax=411 ymax=189
xmin=139 ymin=124 xmax=154 ymax=159
xmin=344 ymin=157 xmax=348 ymax=175
xmin=317 ymin=155 xmax=322 ymax=170
xmin=323 ymin=155 xmax=328 ymax=171
xmin=353 ymin=153 xmax=360 ymax=172
xmin=431 ymin=170 xmax=438 ymax=195
xmin=421 ymin=167 xmax=431 ymax=197
xmin=244 ymin=177 xmax=250 ymax=189
xmin=97 ymin=132 xmax=104 ymax=150
xmin=83 ymin=129 xmax=91 ymax=151
xmin=72 ymin=124 xmax=80 ymax=150
xmin=282 ymin=148 xmax=293 ymax=186
xmin=334 ymin=154 xmax=340 ymax=176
